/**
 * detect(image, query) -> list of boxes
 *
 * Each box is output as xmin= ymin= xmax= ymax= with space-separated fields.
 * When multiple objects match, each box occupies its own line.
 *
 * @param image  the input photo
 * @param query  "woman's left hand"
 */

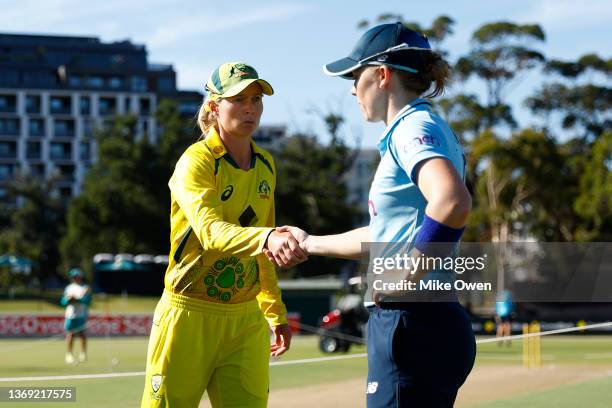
xmin=270 ymin=323 xmax=292 ymax=357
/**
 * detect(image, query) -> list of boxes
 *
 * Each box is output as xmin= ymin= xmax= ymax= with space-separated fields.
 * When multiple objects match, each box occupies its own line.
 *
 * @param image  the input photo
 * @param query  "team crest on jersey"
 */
xmin=221 ymin=185 xmax=234 ymax=201
xmin=212 ymin=145 xmax=224 ymax=155
xmin=258 ymin=180 xmax=271 ymax=199
xmin=204 ymin=257 xmax=259 ymax=302
xmin=151 ymin=374 xmax=163 ymax=393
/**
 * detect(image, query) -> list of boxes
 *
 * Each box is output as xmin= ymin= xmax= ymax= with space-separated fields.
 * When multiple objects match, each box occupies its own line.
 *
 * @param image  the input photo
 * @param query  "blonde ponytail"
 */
xmin=196 ymin=100 xmax=217 ymax=139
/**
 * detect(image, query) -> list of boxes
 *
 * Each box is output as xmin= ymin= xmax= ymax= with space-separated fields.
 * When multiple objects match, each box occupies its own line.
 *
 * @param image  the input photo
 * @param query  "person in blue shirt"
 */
xmin=495 ymin=289 xmax=514 ymax=346
xmin=61 ymin=268 xmax=92 ymax=364
xmin=266 ymin=23 xmax=476 ymax=407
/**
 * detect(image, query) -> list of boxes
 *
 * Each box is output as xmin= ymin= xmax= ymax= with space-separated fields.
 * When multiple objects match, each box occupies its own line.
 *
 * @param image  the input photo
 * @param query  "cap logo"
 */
xmin=376 ymin=55 xmax=388 ymax=62
xmin=230 ymin=64 xmax=257 ymax=79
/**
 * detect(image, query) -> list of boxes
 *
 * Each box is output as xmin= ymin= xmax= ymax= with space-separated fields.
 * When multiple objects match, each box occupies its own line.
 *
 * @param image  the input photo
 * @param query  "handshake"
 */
xmin=263 ymin=226 xmax=311 ymax=268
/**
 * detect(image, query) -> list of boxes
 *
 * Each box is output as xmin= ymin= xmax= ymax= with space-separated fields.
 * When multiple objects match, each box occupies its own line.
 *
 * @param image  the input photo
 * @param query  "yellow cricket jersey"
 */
xmin=164 ymin=127 xmax=287 ymax=326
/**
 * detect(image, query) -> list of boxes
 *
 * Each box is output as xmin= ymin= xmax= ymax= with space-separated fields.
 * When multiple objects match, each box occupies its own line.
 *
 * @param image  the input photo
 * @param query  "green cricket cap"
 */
xmin=205 ymin=62 xmax=274 ymax=99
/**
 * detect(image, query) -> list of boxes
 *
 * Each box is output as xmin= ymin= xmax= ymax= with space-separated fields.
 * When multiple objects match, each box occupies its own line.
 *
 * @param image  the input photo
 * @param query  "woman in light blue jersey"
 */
xmin=266 ymin=23 xmax=476 ymax=407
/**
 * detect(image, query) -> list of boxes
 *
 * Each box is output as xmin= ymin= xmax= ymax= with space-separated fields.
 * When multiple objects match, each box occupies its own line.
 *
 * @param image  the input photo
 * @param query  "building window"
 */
xmin=179 ymin=101 xmax=199 ymax=115
xmin=53 ymin=119 xmax=75 ymax=138
xmin=80 ymin=96 xmax=91 ymax=115
xmin=131 ymin=75 xmax=147 ymax=92
xmin=157 ymin=77 xmax=174 ymax=92
xmin=0 ymin=164 xmax=16 ymax=180
xmin=49 ymin=142 xmax=72 ymax=160
xmin=26 ymin=95 xmax=41 ymax=114
xmin=50 ymin=96 xmax=71 ymax=115
xmin=139 ymin=97 xmax=151 ymax=115
xmin=99 ymin=97 xmax=116 ymax=115
xmin=0 ymin=118 xmax=20 ymax=136
xmin=79 ymin=142 xmax=91 ymax=161
xmin=59 ymin=186 xmax=73 ymax=200
xmin=23 ymin=71 xmax=56 ymax=87
xmin=141 ymin=119 xmax=149 ymax=134
xmin=87 ymin=76 xmax=104 ymax=88
xmin=57 ymin=165 xmax=75 ymax=182
xmin=0 ymin=141 xmax=17 ymax=159
xmin=28 ymin=118 xmax=45 ymax=137
xmin=109 ymin=77 xmax=123 ymax=89
xmin=68 ymin=76 xmax=82 ymax=87
xmin=0 ymin=94 xmax=17 ymax=113
xmin=26 ymin=142 xmax=41 ymax=160
xmin=0 ymin=69 xmax=19 ymax=87
xmin=30 ymin=164 xmax=45 ymax=177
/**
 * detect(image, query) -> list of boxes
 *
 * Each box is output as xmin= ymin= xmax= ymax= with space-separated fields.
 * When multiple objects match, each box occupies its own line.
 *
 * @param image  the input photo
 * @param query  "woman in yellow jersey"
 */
xmin=141 ymin=62 xmax=307 ymax=408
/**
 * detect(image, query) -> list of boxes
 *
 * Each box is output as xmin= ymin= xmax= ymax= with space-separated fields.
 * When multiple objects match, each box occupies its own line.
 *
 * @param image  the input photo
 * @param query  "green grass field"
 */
xmin=2 ymin=299 xmax=611 ymax=406
xmin=0 ymin=295 xmax=159 ymax=314
xmin=1 ymin=334 xmax=611 ymax=407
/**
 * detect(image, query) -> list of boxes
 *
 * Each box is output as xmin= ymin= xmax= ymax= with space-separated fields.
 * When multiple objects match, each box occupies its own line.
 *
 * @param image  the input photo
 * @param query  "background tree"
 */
xmin=274 ymin=113 xmax=360 ymax=277
xmin=0 ymin=175 xmax=65 ymax=282
xmin=526 ymin=54 xmax=611 ymax=142
xmin=61 ymin=100 xmax=198 ymax=273
xmin=455 ymin=21 xmax=545 ymax=130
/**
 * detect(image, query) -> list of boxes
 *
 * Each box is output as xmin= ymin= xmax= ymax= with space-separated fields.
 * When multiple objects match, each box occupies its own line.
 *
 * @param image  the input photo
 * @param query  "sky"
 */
xmin=1 ymin=0 xmax=610 ymax=148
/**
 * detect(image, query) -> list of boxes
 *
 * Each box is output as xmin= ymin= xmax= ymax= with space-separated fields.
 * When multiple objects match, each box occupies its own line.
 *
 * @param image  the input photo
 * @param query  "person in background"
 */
xmin=61 ymin=267 xmax=91 ymax=364
xmin=495 ymin=289 xmax=514 ymax=346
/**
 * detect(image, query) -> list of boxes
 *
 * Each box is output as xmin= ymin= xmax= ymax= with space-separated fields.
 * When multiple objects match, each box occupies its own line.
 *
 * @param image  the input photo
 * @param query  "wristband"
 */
xmin=414 ymin=215 xmax=464 ymax=257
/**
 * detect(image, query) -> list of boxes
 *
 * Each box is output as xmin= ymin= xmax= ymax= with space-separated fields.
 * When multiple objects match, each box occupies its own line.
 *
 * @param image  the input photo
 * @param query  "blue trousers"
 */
xmin=366 ymin=303 xmax=476 ymax=407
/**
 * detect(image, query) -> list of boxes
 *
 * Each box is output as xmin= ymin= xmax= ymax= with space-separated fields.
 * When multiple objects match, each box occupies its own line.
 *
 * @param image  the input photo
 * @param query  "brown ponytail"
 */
xmin=396 ymin=51 xmax=451 ymax=98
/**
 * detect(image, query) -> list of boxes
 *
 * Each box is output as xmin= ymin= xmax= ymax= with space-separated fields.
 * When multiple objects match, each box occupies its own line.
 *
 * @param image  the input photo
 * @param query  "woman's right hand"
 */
xmin=264 ymin=229 xmax=308 ymax=268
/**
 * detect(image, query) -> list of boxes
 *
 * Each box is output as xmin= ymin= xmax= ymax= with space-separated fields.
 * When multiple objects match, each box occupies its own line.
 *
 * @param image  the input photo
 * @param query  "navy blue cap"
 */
xmin=324 ymin=22 xmax=432 ymax=79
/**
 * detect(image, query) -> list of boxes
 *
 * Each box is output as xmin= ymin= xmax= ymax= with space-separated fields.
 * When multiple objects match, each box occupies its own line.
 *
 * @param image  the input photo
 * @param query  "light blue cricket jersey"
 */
xmin=368 ymin=98 xmax=466 ymax=243
xmin=365 ymin=99 xmax=466 ymax=305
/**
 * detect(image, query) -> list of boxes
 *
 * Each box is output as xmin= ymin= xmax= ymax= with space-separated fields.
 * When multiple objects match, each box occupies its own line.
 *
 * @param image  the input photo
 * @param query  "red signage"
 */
xmin=0 ymin=313 xmax=301 ymax=337
xmin=0 ymin=315 xmax=153 ymax=337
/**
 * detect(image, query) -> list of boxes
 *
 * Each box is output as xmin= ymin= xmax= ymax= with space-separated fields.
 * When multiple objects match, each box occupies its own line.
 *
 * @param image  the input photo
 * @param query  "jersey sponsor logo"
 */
xmin=204 ymin=257 xmax=259 ymax=302
xmin=151 ymin=374 xmax=163 ymax=393
xmin=366 ymin=381 xmax=378 ymax=394
xmin=221 ymin=185 xmax=234 ymax=201
xmin=258 ymin=180 xmax=271 ymax=199
xmin=405 ymin=135 xmax=440 ymax=150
